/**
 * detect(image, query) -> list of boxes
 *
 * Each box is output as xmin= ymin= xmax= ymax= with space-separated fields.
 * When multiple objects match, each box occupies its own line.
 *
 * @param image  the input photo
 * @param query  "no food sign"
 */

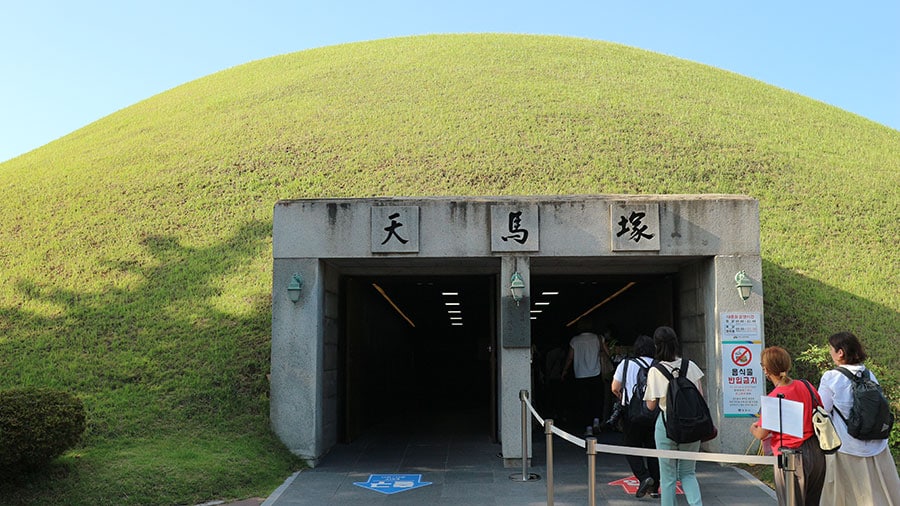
xmin=722 ymin=342 xmax=764 ymax=417
xmin=731 ymin=345 xmax=752 ymax=367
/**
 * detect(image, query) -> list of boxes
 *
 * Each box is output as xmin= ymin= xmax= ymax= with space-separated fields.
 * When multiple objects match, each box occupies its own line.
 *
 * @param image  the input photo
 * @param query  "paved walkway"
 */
xmin=259 ymin=412 xmax=776 ymax=505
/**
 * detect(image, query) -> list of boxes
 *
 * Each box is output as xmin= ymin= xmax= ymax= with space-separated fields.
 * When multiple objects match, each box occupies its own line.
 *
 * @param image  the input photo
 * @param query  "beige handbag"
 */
xmin=802 ymin=380 xmax=842 ymax=454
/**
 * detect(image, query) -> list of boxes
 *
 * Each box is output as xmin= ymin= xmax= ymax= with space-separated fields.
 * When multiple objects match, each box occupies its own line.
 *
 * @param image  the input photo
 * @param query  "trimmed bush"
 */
xmin=0 ymin=388 xmax=86 ymax=471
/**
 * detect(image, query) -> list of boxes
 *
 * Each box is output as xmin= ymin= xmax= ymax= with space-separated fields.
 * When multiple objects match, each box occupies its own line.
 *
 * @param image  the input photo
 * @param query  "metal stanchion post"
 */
xmin=586 ymin=437 xmax=597 ymax=506
xmin=510 ymin=389 xmax=540 ymax=482
xmin=775 ymin=393 xmax=799 ymax=506
xmin=780 ymin=448 xmax=799 ymax=506
xmin=545 ymin=419 xmax=554 ymax=506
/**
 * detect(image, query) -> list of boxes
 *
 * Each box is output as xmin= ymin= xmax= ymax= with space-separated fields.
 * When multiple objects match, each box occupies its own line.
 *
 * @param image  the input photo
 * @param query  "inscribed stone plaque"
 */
xmin=610 ymin=202 xmax=660 ymax=251
xmin=490 ymin=204 xmax=539 ymax=252
xmin=371 ymin=206 xmax=419 ymax=253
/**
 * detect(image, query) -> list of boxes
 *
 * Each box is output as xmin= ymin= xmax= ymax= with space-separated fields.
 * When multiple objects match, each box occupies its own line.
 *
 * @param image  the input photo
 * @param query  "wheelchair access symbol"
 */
xmin=353 ymin=474 xmax=432 ymax=495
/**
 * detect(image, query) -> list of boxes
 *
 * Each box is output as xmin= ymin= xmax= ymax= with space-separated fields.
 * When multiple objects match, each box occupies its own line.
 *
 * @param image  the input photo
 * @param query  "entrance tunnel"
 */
xmin=338 ymin=272 xmax=676 ymax=442
xmin=272 ymin=196 xmax=764 ymax=462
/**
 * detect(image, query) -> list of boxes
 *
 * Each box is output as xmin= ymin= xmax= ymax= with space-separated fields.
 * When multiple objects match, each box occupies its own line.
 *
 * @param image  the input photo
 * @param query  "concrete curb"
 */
xmin=261 ymin=471 xmax=301 ymax=506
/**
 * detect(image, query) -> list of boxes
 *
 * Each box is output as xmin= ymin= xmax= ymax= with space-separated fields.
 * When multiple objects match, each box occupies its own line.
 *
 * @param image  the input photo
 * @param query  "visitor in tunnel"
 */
xmin=561 ymin=319 xmax=607 ymax=436
xmin=611 ymin=334 xmax=660 ymax=498
xmin=644 ymin=326 xmax=705 ymax=506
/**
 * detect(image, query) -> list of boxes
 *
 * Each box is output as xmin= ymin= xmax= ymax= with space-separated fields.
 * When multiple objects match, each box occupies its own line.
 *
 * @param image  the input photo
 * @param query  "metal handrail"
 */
xmin=516 ymin=388 xmax=779 ymax=505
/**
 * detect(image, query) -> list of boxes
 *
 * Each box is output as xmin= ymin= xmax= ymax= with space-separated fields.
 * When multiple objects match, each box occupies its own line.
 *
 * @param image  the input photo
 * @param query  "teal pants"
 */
xmin=654 ymin=415 xmax=703 ymax=505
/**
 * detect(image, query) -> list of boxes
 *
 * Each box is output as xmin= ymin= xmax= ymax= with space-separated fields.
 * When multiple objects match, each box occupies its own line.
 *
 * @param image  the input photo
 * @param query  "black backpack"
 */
xmin=623 ymin=357 xmax=660 ymax=426
xmin=833 ymin=367 xmax=894 ymax=440
xmin=654 ymin=359 xmax=715 ymax=443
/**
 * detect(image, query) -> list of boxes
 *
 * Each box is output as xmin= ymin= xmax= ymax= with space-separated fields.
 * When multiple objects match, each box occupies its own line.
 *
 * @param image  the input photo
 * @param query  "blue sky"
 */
xmin=2 ymin=1 xmax=898 ymax=163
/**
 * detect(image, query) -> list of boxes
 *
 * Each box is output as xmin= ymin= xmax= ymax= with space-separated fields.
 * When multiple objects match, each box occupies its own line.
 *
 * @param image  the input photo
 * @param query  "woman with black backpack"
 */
xmin=643 ymin=326 xmax=706 ymax=506
xmin=817 ymin=331 xmax=900 ymax=505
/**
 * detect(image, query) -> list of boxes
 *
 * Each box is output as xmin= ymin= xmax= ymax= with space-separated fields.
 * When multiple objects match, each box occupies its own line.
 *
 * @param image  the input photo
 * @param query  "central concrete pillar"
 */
xmin=499 ymin=255 xmax=532 ymax=465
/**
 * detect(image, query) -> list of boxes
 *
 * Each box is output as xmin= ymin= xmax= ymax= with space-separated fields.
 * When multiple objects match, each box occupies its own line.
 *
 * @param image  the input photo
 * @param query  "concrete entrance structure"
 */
xmin=270 ymin=195 xmax=764 ymax=467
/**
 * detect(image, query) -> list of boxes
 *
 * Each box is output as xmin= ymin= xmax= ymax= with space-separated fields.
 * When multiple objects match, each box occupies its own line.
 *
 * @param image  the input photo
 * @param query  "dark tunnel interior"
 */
xmin=338 ymin=272 xmax=676 ymax=440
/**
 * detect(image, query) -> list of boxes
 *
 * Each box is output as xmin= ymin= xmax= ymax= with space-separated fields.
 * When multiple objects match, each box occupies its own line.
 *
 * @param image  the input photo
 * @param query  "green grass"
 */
xmin=1 ymin=429 xmax=292 ymax=505
xmin=1 ymin=34 xmax=898 ymax=504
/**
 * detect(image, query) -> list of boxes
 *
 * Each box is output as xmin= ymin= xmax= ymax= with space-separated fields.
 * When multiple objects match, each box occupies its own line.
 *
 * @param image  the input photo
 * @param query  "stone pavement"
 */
xmin=253 ymin=414 xmax=776 ymax=506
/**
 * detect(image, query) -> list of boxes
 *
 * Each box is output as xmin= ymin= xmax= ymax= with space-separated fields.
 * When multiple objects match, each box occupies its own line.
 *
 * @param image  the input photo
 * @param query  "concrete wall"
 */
xmin=271 ymin=258 xmax=325 ymax=464
xmin=499 ymin=255 xmax=532 ymax=464
xmin=271 ymin=195 xmax=763 ymax=465
xmin=322 ymin=263 xmax=340 ymax=452
xmin=273 ymin=195 xmax=760 ymax=259
xmin=710 ymin=254 xmax=765 ymax=454
xmin=678 ymin=261 xmax=708 ymax=363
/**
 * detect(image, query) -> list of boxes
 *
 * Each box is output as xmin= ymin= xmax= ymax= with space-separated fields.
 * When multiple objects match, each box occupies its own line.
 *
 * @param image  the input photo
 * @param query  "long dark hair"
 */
xmin=653 ymin=326 xmax=681 ymax=362
xmin=633 ymin=334 xmax=655 ymax=358
xmin=829 ymin=331 xmax=867 ymax=365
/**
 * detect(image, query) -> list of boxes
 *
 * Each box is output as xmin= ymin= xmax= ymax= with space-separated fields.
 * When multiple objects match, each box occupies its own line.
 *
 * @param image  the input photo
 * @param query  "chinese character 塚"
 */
xmin=501 ymin=211 xmax=529 ymax=244
xmin=616 ymin=211 xmax=655 ymax=243
xmin=381 ymin=213 xmax=409 ymax=245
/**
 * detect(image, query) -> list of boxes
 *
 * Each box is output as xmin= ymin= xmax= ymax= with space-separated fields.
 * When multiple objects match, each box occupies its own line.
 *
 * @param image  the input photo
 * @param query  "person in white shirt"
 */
xmin=561 ymin=320 xmax=606 ymax=436
xmin=611 ymin=334 xmax=660 ymax=498
xmin=817 ymin=331 xmax=900 ymax=506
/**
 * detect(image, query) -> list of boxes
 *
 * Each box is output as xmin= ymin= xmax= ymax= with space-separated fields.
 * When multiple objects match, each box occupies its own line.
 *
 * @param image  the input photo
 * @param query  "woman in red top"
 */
xmin=749 ymin=346 xmax=825 ymax=506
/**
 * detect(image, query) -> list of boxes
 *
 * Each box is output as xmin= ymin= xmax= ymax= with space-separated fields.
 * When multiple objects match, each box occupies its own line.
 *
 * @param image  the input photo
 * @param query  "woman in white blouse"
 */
xmin=644 ymin=326 xmax=705 ymax=506
xmin=817 ymin=331 xmax=900 ymax=505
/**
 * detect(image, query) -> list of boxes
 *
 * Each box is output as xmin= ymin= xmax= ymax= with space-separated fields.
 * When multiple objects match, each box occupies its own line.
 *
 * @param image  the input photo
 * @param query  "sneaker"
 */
xmin=636 ymin=477 xmax=655 ymax=498
xmin=650 ymin=490 xmax=660 ymax=498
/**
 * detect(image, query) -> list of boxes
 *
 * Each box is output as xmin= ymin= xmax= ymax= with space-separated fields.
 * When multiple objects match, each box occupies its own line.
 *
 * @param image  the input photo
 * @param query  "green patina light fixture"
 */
xmin=509 ymin=271 xmax=525 ymax=305
xmin=735 ymin=271 xmax=752 ymax=301
xmin=287 ymin=273 xmax=304 ymax=303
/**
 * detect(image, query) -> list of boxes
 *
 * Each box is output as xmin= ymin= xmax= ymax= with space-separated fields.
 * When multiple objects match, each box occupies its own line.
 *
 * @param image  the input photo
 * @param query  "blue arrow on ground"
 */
xmin=353 ymin=474 xmax=433 ymax=495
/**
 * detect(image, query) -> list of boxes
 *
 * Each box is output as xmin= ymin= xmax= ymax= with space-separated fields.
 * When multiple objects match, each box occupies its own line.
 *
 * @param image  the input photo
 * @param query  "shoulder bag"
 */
xmin=800 ymin=379 xmax=841 ymax=454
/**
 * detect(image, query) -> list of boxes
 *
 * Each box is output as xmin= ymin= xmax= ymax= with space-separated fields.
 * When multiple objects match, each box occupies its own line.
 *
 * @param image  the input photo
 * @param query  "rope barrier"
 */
xmin=550 ymin=423 xmax=588 ymax=447
xmin=523 ymin=392 xmax=776 ymax=466
xmin=527 ymin=396 xmax=545 ymax=426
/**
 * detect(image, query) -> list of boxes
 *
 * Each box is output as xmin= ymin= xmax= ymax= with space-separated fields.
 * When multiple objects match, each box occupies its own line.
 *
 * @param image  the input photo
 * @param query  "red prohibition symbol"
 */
xmin=731 ymin=345 xmax=752 ymax=367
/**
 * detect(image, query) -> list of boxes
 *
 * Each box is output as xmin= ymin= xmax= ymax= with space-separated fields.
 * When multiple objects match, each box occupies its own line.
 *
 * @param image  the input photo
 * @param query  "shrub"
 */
xmin=0 ymin=388 xmax=86 ymax=472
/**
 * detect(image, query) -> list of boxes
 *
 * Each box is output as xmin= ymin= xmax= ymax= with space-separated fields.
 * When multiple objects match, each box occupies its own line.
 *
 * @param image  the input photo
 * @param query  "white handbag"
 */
xmin=802 ymin=380 xmax=841 ymax=454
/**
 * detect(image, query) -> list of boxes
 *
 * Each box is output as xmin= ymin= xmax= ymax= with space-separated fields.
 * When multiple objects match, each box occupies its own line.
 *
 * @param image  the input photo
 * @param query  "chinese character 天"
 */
xmin=381 ymin=212 xmax=409 ymax=245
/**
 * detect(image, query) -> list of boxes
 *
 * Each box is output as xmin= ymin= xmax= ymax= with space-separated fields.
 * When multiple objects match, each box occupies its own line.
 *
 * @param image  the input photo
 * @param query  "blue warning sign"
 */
xmin=353 ymin=474 xmax=432 ymax=495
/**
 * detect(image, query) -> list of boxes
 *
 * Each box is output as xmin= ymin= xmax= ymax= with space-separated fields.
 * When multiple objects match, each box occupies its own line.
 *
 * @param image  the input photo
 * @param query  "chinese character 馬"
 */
xmin=501 ymin=211 xmax=529 ymax=244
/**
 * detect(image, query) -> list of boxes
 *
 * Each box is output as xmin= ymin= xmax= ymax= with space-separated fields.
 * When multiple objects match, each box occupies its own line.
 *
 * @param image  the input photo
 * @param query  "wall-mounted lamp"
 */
xmin=735 ymin=271 xmax=752 ymax=301
xmin=509 ymin=271 xmax=525 ymax=306
xmin=287 ymin=273 xmax=304 ymax=303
